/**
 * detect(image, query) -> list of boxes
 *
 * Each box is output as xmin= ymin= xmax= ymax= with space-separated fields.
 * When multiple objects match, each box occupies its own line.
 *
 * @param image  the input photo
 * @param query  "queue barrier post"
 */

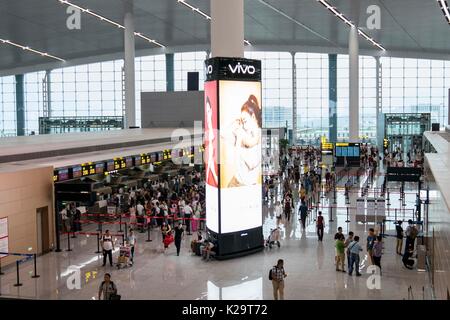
xmin=66 ymin=232 xmax=72 ymax=252
xmin=95 ymin=233 xmax=102 ymax=254
xmin=121 ymin=234 xmax=125 ymax=246
xmin=345 ymin=207 xmax=350 ymax=223
xmin=146 ymin=223 xmax=152 ymax=242
xmin=31 ymin=254 xmax=40 ymax=278
xmin=329 ymin=205 xmax=334 ymax=222
xmin=119 ymin=214 xmax=123 ymax=233
xmin=14 ymin=260 xmax=22 ymax=287
xmin=124 ymin=223 xmax=128 ymax=240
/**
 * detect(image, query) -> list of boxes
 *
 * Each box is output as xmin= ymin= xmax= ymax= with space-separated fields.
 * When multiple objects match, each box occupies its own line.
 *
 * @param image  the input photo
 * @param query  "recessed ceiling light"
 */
xmin=59 ymin=0 xmax=165 ymax=48
xmin=177 ymin=0 xmax=251 ymax=46
xmin=316 ymin=0 xmax=386 ymax=51
xmin=437 ymin=0 xmax=450 ymax=24
xmin=0 ymin=38 xmax=65 ymax=62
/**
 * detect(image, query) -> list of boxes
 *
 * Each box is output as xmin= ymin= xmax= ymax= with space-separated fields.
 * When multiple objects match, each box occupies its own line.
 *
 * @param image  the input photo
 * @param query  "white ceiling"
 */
xmin=0 ymin=0 xmax=449 ymax=76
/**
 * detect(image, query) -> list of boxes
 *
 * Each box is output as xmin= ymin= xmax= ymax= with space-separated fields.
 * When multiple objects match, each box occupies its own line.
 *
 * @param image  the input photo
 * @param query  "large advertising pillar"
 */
xmin=204 ymin=57 xmax=264 ymax=259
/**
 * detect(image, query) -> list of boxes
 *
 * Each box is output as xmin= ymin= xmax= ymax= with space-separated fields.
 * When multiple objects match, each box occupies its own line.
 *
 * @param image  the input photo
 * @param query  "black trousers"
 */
xmin=284 ymin=209 xmax=291 ymax=222
xmin=185 ymin=214 xmax=191 ymax=233
xmin=175 ymin=239 xmax=181 ymax=255
xmin=130 ymin=246 xmax=135 ymax=261
xmin=301 ymin=216 xmax=307 ymax=229
xmin=103 ymin=249 xmax=113 ymax=266
xmin=317 ymin=225 xmax=324 ymax=241
xmin=373 ymin=256 xmax=381 ymax=273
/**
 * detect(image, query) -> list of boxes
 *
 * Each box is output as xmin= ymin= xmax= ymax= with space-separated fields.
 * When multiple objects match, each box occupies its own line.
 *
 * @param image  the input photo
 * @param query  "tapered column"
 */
xmin=211 ymin=0 xmax=244 ymax=58
xmin=124 ymin=0 xmax=136 ymax=128
xmin=349 ymin=26 xmax=359 ymax=142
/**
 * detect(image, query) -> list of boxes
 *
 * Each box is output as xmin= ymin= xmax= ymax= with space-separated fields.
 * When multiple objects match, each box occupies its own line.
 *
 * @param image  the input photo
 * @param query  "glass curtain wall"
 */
xmin=245 ymin=51 xmax=293 ymax=130
xmin=295 ymin=52 xmax=329 ymax=145
xmin=1 ymin=52 xmax=449 ymax=138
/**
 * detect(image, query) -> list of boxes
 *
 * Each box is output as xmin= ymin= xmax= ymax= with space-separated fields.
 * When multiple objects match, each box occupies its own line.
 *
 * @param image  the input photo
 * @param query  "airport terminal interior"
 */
xmin=0 ymin=0 xmax=450 ymax=301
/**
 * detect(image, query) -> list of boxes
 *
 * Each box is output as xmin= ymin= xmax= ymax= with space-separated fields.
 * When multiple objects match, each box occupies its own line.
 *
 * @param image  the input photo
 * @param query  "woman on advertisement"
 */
xmin=227 ymin=94 xmax=262 ymax=188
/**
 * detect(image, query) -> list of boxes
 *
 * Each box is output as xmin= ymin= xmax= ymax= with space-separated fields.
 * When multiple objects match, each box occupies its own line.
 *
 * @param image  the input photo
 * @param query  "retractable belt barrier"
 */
xmin=0 ymin=251 xmax=40 ymax=286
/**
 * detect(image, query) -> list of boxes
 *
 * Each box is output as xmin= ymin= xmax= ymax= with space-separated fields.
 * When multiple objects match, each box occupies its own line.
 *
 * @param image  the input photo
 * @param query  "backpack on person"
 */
xmin=269 ymin=268 xmax=273 ymax=280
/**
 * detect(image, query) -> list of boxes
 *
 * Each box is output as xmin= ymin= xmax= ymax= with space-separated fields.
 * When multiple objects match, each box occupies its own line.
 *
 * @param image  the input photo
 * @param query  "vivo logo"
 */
xmin=228 ymin=63 xmax=256 ymax=75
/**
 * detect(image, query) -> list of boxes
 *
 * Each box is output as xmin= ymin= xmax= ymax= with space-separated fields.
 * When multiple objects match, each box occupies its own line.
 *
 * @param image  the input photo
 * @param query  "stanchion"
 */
xmin=146 ymin=224 xmax=152 ymax=242
xmin=32 ymin=254 xmax=40 ymax=278
xmin=329 ymin=205 xmax=334 ymax=222
xmin=333 ymin=187 xmax=337 ymax=204
xmin=395 ymin=208 xmax=397 ymax=221
xmin=119 ymin=214 xmax=123 ymax=233
xmin=124 ymin=223 xmax=128 ymax=240
xmin=14 ymin=260 xmax=22 ymax=287
xmin=121 ymin=234 xmax=125 ymax=246
xmin=95 ymin=233 xmax=102 ymax=254
xmin=66 ymin=233 xmax=72 ymax=252
xmin=345 ymin=207 xmax=350 ymax=223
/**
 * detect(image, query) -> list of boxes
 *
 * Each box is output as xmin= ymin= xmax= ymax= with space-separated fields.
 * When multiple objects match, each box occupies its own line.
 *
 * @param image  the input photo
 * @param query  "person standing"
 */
xmin=344 ymin=231 xmax=354 ymax=268
xmin=101 ymin=230 xmax=114 ymax=267
xmin=366 ymin=228 xmax=376 ymax=265
xmin=275 ymin=201 xmax=283 ymax=224
xmin=372 ymin=236 xmax=383 ymax=275
xmin=98 ymin=273 xmax=118 ymax=300
xmin=284 ymin=195 xmax=292 ymax=222
xmin=316 ymin=211 xmax=324 ymax=241
xmin=299 ymin=201 xmax=308 ymax=229
xmin=335 ymin=234 xmax=346 ymax=272
xmin=271 ymin=259 xmax=287 ymax=300
xmin=334 ymin=227 xmax=344 ymax=240
xmin=174 ymin=222 xmax=184 ymax=256
xmin=127 ymin=229 xmax=137 ymax=263
xmin=405 ymin=219 xmax=418 ymax=252
xmin=348 ymin=236 xmax=362 ymax=276
xmin=395 ymin=221 xmax=404 ymax=255
xmin=183 ymin=202 xmax=193 ymax=234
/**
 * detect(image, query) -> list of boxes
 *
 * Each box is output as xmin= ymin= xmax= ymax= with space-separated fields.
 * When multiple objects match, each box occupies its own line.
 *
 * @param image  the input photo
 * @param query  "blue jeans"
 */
xmin=349 ymin=253 xmax=360 ymax=275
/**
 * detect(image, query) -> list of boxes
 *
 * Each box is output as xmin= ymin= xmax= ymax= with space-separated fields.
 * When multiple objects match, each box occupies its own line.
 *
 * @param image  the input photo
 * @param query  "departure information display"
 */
xmin=53 ymin=147 xmax=205 ymax=182
xmin=82 ymin=163 xmax=96 ymax=176
xmin=114 ymin=158 xmax=126 ymax=170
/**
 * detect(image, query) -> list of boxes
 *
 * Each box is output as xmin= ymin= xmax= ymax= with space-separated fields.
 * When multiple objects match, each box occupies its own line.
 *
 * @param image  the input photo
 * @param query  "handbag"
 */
xmin=109 ymin=293 xmax=121 ymax=300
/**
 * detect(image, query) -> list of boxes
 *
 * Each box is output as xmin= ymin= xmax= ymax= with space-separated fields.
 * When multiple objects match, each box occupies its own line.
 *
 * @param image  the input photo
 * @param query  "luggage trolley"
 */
xmin=117 ymin=244 xmax=132 ymax=269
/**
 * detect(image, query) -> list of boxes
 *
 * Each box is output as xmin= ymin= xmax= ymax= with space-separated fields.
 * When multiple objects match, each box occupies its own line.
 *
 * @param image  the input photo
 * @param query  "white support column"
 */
xmin=349 ymin=26 xmax=359 ymax=142
xmin=124 ymin=0 xmax=136 ymax=128
xmin=211 ymin=0 xmax=244 ymax=58
xmin=375 ymin=56 xmax=383 ymax=150
xmin=292 ymin=52 xmax=297 ymax=144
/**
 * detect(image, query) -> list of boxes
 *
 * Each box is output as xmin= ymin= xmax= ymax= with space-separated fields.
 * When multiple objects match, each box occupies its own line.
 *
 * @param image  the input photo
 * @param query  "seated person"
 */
xmin=201 ymin=240 xmax=216 ymax=260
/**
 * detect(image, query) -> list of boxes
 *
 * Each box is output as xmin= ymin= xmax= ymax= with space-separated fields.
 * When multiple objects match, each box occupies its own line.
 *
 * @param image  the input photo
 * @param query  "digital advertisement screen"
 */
xmin=218 ymin=80 xmax=262 ymax=234
xmin=125 ymin=157 xmax=133 ymax=168
xmin=107 ymin=160 xmax=115 ymax=172
xmin=58 ymin=169 xmax=69 ymax=181
xmin=72 ymin=166 xmax=82 ymax=179
xmin=204 ymin=80 xmax=219 ymax=233
xmin=134 ymin=156 xmax=142 ymax=167
xmin=95 ymin=163 xmax=104 ymax=174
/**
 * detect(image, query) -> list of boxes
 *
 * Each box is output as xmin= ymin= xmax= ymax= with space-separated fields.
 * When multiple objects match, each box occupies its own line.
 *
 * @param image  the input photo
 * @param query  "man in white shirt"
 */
xmin=136 ymin=202 xmax=145 ymax=232
xmin=183 ymin=203 xmax=193 ymax=233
